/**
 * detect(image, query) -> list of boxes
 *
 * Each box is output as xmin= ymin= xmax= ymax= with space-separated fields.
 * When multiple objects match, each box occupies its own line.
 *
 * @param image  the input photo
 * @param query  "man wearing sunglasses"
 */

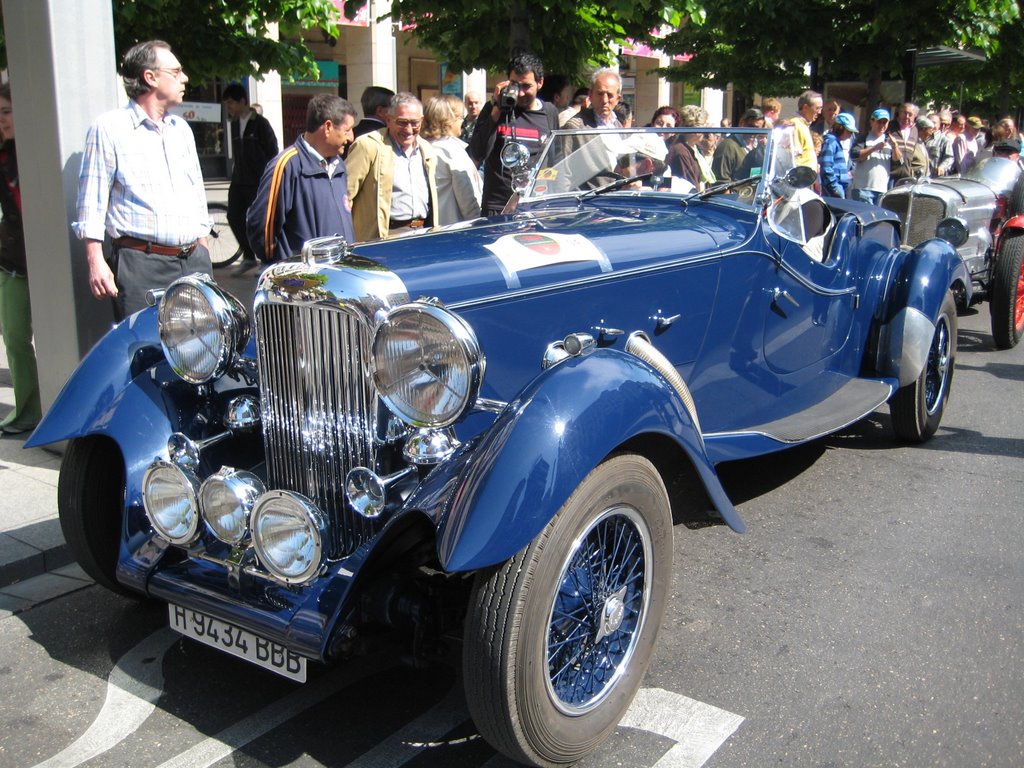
xmin=347 ymin=92 xmax=439 ymax=241
xmin=74 ymin=40 xmax=212 ymax=318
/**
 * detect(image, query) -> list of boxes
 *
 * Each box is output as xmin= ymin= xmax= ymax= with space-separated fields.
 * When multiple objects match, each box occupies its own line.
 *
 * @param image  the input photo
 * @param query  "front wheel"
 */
xmin=207 ymin=202 xmax=243 ymax=268
xmin=890 ymin=290 xmax=956 ymax=442
xmin=463 ymin=454 xmax=672 ymax=767
xmin=989 ymin=232 xmax=1024 ymax=350
xmin=57 ymin=436 xmax=135 ymax=595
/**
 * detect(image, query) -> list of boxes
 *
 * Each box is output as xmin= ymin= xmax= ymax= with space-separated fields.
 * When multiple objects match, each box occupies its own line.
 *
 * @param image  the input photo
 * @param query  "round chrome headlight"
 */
xmin=199 ymin=468 xmax=265 ymax=545
xmin=142 ymin=460 xmax=201 ymax=545
xmin=250 ymin=491 xmax=326 ymax=584
xmin=371 ymin=303 xmax=483 ymax=427
xmin=158 ymin=275 xmax=250 ymax=384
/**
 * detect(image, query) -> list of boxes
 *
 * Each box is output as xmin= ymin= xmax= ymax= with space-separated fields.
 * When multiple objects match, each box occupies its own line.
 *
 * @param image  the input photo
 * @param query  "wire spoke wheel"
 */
xmin=464 ymin=454 xmax=672 ymax=766
xmin=546 ymin=506 xmax=651 ymax=715
xmin=207 ymin=202 xmax=243 ymax=268
xmin=891 ymin=290 xmax=956 ymax=442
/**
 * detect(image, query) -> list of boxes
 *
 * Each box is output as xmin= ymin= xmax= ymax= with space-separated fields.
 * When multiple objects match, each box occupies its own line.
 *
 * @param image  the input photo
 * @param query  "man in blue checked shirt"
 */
xmin=73 ymin=40 xmax=212 ymax=318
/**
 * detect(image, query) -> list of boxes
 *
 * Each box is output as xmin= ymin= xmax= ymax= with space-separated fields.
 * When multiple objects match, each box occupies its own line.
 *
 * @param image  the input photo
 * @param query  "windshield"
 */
xmin=524 ymin=127 xmax=780 ymax=202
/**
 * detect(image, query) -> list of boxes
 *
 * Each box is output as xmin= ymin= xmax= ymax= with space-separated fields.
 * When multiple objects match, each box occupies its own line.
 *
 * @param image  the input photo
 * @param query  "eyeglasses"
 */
xmin=393 ymin=119 xmax=422 ymax=128
xmin=153 ymin=67 xmax=184 ymax=78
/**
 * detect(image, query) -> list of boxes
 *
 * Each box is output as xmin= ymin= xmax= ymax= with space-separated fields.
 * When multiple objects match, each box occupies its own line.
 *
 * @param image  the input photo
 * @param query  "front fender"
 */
xmin=26 ymin=309 xmax=165 ymax=449
xmin=877 ymin=238 xmax=965 ymax=386
xmin=413 ymin=348 xmax=744 ymax=574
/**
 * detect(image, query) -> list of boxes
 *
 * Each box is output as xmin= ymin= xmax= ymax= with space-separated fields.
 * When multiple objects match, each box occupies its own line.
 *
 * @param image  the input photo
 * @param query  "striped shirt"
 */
xmin=73 ymin=101 xmax=211 ymax=246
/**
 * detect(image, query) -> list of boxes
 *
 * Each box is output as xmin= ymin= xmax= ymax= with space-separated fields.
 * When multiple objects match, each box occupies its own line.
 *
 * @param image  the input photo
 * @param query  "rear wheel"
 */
xmin=57 ymin=436 xmax=135 ymax=595
xmin=207 ymin=202 xmax=243 ymax=268
xmin=463 ymin=454 xmax=672 ymax=767
xmin=989 ymin=232 xmax=1024 ymax=350
xmin=890 ymin=291 xmax=956 ymax=442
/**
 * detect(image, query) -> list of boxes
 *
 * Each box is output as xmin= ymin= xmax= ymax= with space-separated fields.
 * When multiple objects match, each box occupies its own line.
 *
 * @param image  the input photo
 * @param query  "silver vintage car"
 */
xmin=881 ymin=155 xmax=1024 ymax=348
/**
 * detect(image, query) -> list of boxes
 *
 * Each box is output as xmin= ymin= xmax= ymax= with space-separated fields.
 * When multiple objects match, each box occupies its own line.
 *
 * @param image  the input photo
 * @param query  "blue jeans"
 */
xmin=852 ymin=188 xmax=881 ymax=205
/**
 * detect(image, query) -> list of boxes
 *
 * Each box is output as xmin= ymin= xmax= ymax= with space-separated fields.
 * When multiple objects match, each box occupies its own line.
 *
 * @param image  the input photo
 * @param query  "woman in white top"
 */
xmin=422 ymin=96 xmax=482 ymax=225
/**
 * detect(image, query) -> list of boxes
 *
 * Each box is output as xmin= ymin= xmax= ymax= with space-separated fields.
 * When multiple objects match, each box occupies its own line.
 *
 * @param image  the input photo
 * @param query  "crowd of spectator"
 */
xmin=2 ymin=41 xmax=1022 ymax=445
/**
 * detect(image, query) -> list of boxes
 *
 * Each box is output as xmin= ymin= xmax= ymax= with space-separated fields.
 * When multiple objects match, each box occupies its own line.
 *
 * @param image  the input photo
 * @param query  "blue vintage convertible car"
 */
xmin=30 ymin=126 xmax=966 ymax=766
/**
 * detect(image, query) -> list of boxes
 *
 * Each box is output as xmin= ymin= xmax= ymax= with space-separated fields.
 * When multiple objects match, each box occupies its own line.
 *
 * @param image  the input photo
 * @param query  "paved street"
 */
xmin=0 ymin=299 xmax=1021 ymax=768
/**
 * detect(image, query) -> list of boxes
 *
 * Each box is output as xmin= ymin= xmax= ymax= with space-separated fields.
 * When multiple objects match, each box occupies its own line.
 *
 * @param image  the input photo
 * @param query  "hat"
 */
xmin=966 ymin=116 xmax=983 ymax=129
xmin=915 ymin=116 xmax=935 ymax=130
xmin=834 ymin=112 xmax=857 ymax=132
xmin=993 ymin=137 xmax=1022 ymax=155
xmin=871 ymin=108 xmax=890 ymax=121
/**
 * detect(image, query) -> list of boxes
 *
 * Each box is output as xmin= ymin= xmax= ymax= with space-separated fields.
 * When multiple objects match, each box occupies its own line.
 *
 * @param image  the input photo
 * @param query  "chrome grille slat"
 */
xmin=256 ymin=302 xmax=380 ymax=556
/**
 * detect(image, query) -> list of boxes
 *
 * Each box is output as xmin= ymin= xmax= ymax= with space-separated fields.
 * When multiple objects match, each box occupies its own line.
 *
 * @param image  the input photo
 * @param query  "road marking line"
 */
xmin=31 ymin=628 xmax=179 ymax=768
xmin=620 ymin=687 xmax=744 ymax=768
xmin=154 ymin=653 xmax=394 ymax=768
xmin=343 ymin=684 xmax=470 ymax=767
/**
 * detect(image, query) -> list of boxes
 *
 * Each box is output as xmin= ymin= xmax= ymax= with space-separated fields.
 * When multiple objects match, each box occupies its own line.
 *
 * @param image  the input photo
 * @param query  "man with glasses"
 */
xmin=74 ymin=40 xmax=212 ymax=318
xmin=346 ymin=92 xmax=438 ymax=241
xmin=789 ymin=90 xmax=823 ymax=168
xmin=246 ymin=94 xmax=358 ymax=262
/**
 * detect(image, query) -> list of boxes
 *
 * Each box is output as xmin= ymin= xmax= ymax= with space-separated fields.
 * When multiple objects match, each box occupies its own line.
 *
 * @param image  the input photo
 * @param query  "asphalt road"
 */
xmin=0 ymin=303 xmax=1021 ymax=768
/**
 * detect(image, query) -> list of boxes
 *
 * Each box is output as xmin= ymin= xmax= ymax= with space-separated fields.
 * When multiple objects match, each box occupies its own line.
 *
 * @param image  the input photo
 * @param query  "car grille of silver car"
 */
xmin=255 ymin=301 xmax=382 ymax=557
xmin=883 ymin=194 xmax=948 ymax=247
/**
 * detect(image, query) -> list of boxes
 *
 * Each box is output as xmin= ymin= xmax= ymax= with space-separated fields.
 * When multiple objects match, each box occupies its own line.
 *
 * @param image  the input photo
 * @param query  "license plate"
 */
xmin=168 ymin=604 xmax=307 ymax=682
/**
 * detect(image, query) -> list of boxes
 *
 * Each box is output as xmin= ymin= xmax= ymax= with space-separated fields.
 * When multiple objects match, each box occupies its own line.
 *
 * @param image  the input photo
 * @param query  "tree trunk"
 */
xmin=864 ymin=65 xmax=883 ymax=127
xmin=509 ymin=0 xmax=529 ymax=57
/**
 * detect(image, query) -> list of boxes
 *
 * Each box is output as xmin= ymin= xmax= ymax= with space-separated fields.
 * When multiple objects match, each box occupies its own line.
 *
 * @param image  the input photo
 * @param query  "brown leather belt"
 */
xmin=389 ymin=218 xmax=427 ymax=230
xmin=113 ymin=236 xmax=197 ymax=259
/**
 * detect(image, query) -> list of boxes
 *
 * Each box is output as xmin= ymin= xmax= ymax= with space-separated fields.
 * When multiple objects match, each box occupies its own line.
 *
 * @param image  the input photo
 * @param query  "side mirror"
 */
xmin=785 ymin=165 xmax=818 ymax=189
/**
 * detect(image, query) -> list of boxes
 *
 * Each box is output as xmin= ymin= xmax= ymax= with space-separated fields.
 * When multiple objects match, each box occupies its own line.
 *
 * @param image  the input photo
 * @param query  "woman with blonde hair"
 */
xmin=421 ymin=95 xmax=482 ymax=225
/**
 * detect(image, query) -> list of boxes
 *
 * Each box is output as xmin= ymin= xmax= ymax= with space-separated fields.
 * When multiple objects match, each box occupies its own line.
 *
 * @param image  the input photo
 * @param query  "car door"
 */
xmin=760 ymin=195 xmax=858 ymax=374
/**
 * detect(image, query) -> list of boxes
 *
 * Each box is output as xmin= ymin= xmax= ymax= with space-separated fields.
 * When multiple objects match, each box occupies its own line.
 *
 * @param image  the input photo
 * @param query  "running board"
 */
xmin=707 ymin=377 xmax=894 ymax=446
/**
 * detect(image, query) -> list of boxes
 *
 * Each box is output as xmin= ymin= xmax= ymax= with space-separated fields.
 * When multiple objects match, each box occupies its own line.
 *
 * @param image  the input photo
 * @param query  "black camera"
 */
xmin=499 ymin=82 xmax=520 ymax=111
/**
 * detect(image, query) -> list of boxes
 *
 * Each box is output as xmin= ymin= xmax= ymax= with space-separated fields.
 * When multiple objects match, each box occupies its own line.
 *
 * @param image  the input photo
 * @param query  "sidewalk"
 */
xmin=0 ymin=336 xmax=68 ymax=588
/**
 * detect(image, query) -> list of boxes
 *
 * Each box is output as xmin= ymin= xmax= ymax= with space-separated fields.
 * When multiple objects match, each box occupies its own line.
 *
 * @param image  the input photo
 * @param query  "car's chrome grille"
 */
xmin=255 ymin=302 xmax=380 ymax=557
xmin=883 ymin=194 xmax=948 ymax=246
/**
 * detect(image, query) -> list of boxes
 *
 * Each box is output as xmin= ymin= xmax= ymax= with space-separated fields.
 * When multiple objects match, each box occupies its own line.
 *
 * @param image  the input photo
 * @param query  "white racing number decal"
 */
xmin=485 ymin=232 xmax=612 ymax=289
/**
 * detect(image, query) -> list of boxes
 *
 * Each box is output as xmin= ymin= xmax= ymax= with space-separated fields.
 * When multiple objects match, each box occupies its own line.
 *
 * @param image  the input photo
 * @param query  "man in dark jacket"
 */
xmin=469 ymin=52 xmax=558 ymax=216
xmin=222 ymin=83 xmax=279 ymax=270
xmin=246 ymin=95 xmax=357 ymax=263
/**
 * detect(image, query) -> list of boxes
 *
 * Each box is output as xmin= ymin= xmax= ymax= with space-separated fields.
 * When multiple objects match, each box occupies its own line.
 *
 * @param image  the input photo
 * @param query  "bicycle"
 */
xmin=207 ymin=202 xmax=243 ymax=268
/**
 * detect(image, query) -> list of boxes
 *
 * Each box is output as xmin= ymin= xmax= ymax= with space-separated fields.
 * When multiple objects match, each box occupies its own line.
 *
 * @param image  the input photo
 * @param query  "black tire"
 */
xmin=463 ymin=454 xmax=672 ymax=767
xmin=989 ymin=232 xmax=1024 ymax=350
xmin=1009 ymin=173 xmax=1024 ymax=217
xmin=207 ymin=202 xmax=243 ymax=268
xmin=57 ymin=436 xmax=135 ymax=596
xmin=890 ymin=290 xmax=956 ymax=442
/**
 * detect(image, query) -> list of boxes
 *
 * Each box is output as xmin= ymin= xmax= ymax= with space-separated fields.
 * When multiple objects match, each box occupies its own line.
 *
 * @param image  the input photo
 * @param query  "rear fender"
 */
xmin=877 ymin=238 xmax=965 ymax=386
xmin=412 ymin=348 xmax=744 ymax=573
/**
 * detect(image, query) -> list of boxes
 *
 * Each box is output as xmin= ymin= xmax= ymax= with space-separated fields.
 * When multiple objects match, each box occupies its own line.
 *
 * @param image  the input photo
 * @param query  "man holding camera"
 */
xmin=469 ymin=52 xmax=559 ymax=216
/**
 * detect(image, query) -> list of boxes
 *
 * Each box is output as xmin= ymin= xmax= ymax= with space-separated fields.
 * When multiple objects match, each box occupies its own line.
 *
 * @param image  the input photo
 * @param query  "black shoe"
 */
xmin=234 ymin=258 xmax=259 ymax=274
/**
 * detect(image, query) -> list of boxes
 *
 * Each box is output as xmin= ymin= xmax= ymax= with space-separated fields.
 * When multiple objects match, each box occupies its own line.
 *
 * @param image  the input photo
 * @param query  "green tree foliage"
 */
xmin=658 ymin=0 xmax=1020 ymax=108
xmin=1 ymin=0 xmax=341 ymax=84
xmin=916 ymin=19 xmax=1024 ymax=118
xmin=348 ymin=0 xmax=701 ymax=76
